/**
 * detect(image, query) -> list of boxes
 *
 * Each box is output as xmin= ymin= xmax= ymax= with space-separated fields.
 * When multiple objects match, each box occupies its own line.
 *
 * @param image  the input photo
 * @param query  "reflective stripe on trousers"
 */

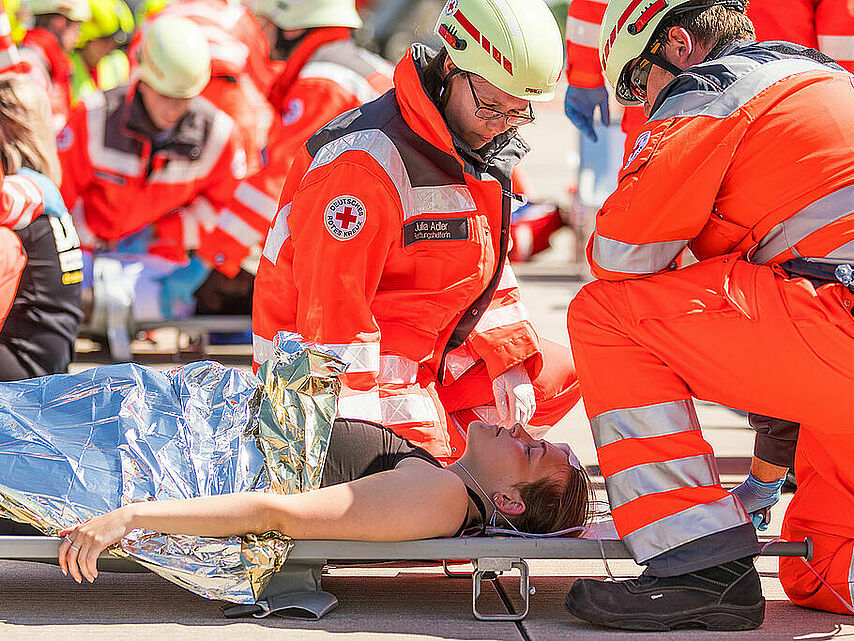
xmin=591 ymin=400 xmax=749 ymax=563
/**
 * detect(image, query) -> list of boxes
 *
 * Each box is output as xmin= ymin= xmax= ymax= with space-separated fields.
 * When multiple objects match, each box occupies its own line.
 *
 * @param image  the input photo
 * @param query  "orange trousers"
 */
xmin=568 ymin=255 xmax=854 ymax=578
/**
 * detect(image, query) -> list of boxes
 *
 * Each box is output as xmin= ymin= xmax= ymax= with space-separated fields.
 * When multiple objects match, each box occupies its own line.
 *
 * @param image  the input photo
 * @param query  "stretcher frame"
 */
xmin=0 ymin=535 xmax=812 ymax=622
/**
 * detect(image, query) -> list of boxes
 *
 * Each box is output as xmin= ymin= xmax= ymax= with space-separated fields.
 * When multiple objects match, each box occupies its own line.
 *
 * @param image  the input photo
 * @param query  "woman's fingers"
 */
xmin=64 ymin=539 xmax=84 ymax=583
xmin=57 ymin=535 xmax=71 ymax=576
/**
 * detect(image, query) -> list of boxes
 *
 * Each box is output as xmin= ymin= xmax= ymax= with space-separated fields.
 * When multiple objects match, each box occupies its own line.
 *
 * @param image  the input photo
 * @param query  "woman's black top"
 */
xmin=320 ymin=418 xmax=443 ymax=487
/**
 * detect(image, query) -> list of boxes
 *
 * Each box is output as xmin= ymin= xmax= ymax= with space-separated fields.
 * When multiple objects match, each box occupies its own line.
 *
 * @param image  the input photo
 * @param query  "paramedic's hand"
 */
xmin=158 ymin=255 xmax=211 ymax=319
xmin=17 ymin=168 xmax=67 ymax=218
xmin=492 ymin=364 xmax=536 ymax=427
xmin=564 ymin=85 xmax=610 ymax=143
xmin=730 ymin=472 xmax=785 ymax=531
xmin=58 ymin=508 xmax=133 ymax=583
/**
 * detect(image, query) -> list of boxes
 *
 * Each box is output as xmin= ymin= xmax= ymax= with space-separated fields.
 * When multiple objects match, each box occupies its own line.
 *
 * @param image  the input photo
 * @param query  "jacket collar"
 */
xmin=394 ymin=44 xmax=529 ymax=178
xmin=267 ymin=26 xmax=352 ymax=107
xmin=123 ymin=84 xmax=206 ymax=156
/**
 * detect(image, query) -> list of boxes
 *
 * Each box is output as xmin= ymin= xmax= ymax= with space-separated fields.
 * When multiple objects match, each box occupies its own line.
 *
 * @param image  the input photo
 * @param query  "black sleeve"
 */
xmin=748 ymin=413 xmax=800 ymax=468
xmin=320 ymin=418 xmax=441 ymax=488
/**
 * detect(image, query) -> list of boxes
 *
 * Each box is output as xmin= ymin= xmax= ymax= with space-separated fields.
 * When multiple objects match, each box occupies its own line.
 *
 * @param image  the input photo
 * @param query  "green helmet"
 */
xmin=77 ymin=0 xmax=133 ymax=47
xmin=252 ymin=0 xmax=362 ymax=31
xmin=600 ymin=0 xmax=744 ymax=105
xmin=137 ymin=15 xmax=210 ymax=98
xmin=28 ymin=0 xmax=91 ymax=21
xmin=433 ymin=0 xmax=563 ymax=102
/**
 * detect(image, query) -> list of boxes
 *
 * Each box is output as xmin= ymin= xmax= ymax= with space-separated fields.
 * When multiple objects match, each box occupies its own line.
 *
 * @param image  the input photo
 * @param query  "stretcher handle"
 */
xmin=759 ymin=538 xmax=812 ymax=562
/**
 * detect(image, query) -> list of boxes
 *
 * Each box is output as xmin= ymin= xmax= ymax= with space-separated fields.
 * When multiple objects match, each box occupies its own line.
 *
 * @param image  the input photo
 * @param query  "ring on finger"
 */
xmin=70 ymin=543 xmax=80 ymax=551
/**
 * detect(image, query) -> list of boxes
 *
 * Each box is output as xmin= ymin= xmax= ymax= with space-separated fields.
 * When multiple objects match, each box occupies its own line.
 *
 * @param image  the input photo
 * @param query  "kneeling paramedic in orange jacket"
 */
xmin=253 ymin=0 xmax=581 ymax=463
xmin=562 ymin=0 xmax=854 ymax=631
xmin=58 ymin=17 xmax=254 ymax=318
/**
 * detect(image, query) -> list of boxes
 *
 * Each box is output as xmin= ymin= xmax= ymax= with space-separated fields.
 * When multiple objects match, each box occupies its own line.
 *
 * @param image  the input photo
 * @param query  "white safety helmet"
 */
xmin=600 ymin=0 xmax=745 ymax=105
xmin=433 ymin=0 xmax=564 ymax=102
xmin=252 ymin=0 xmax=362 ymax=31
xmin=28 ymin=0 xmax=91 ymax=21
xmin=137 ymin=16 xmax=211 ymax=98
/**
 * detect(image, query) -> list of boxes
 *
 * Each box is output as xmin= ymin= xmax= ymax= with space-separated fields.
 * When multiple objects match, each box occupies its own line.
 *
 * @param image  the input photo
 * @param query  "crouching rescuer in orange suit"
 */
xmin=563 ymin=0 xmax=854 ymax=631
xmin=252 ymin=0 xmax=581 ymax=463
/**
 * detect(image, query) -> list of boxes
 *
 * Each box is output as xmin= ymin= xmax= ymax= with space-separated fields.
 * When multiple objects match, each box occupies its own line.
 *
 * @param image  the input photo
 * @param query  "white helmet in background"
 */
xmin=252 ymin=0 xmax=362 ymax=31
xmin=28 ymin=0 xmax=91 ymax=21
xmin=136 ymin=16 xmax=211 ymax=98
xmin=433 ymin=0 xmax=564 ymax=102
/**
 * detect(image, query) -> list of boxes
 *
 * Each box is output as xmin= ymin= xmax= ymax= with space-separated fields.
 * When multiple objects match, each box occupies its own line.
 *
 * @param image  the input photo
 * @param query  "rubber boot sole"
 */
xmin=565 ymin=592 xmax=765 ymax=631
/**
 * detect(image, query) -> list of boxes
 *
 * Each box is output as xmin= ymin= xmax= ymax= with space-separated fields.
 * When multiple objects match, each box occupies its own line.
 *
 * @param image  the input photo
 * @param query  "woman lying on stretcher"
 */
xmin=58 ymin=418 xmax=590 ymax=584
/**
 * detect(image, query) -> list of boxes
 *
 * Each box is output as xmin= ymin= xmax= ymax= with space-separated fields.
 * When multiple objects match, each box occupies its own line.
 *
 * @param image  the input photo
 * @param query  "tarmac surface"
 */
xmin=2 ymin=96 xmax=852 ymax=639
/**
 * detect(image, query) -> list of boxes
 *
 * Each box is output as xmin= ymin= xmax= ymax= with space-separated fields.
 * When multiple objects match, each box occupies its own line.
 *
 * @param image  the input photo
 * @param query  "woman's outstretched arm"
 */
xmin=58 ymin=458 xmax=468 ymax=583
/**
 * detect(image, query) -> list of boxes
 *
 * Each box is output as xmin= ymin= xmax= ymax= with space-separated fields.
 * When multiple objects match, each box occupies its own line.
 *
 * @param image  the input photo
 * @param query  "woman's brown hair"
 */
xmin=0 ymin=73 xmax=61 ymax=184
xmin=513 ymin=464 xmax=592 ymax=535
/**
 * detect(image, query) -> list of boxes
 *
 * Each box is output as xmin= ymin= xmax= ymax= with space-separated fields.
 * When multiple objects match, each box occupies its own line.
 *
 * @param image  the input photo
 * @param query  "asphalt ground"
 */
xmin=2 ymin=94 xmax=851 ymax=639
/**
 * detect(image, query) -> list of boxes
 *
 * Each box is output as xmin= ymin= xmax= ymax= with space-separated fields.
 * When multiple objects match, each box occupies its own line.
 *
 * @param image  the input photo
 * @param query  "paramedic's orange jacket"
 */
xmin=588 ymin=40 xmax=854 ymax=281
xmin=253 ymin=45 xmax=544 ymax=456
xmin=57 ymin=83 xmax=250 ymax=272
xmin=219 ymin=27 xmax=393 ymax=276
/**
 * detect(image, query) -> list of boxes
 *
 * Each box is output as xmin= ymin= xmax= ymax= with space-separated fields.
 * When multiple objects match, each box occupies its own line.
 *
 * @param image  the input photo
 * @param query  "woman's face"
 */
xmin=462 ymin=422 xmax=574 ymax=490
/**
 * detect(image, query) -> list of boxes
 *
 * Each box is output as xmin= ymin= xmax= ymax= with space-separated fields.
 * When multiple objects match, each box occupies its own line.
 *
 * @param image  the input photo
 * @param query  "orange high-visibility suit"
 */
xmin=58 ymin=83 xmax=250 ymax=273
xmin=129 ymin=0 xmax=279 ymax=174
xmin=217 ymin=27 xmax=394 ymax=275
xmin=19 ymin=27 xmax=73 ymax=131
xmin=565 ymin=0 xmax=645 ymax=142
xmin=749 ymin=0 xmax=854 ymax=73
xmin=567 ymin=39 xmax=854 ymax=597
xmin=253 ymin=45 xmax=580 ymax=462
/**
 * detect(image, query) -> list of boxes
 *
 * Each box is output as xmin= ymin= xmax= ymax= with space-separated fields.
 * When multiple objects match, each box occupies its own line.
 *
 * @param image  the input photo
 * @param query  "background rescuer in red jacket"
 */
xmin=253 ymin=0 xmax=581 ymax=463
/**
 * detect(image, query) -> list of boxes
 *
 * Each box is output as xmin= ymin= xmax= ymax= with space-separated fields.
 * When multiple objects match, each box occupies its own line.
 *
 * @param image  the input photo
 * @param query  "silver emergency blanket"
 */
xmin=0 ymin=332 xmax=344 ymax=603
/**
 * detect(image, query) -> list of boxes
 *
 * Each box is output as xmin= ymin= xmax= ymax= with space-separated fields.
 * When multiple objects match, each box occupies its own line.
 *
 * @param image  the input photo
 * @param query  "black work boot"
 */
xmin=565 ymin=556 xmax=765 ymax=631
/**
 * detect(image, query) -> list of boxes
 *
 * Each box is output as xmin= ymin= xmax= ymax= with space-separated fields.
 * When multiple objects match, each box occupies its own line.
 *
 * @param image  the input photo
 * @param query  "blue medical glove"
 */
xmin=730 ymin=472 xmax=786 ymax=531
xmin=158 ymin=255 xmax=211 ymax=320
xmin=564 ymin=85 xmax=611 ymax=143
xmin=17 ymin=168 xmax=67 ymax=218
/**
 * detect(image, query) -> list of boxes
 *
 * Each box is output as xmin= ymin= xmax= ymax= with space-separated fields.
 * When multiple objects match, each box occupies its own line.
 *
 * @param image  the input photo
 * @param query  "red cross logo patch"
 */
xmin=325 ymin=195 xmax=366 ymax=240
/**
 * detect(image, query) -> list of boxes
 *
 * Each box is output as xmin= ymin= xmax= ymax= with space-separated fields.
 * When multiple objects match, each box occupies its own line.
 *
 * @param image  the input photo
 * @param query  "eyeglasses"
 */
xmin=465 ymin=73 xmax=535 ymax=127
xmin=625 ymin=40 xmax=663 ymax=103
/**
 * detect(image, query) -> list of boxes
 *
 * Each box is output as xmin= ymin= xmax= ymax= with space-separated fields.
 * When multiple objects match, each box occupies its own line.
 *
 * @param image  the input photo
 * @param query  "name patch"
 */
xmin=404 ymin=218 xmax=469 ymax=246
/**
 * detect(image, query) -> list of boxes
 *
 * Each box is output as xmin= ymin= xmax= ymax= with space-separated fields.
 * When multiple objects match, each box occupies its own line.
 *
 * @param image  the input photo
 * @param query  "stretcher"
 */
xmin=0 ymin=535 xmax=813 ymax=622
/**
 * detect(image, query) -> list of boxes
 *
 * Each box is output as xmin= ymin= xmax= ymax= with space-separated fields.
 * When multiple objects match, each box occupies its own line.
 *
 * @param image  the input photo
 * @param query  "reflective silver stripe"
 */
xmin=605 ymin=454 xmax=720 ymax=510
xmin=751 ymin=183 xmax=854 ymax=264
xmin=622 ymin=494 xmax=749 ymax=563
xmin=300 ymin=61 xmax=379 ymax=104
xmin=566 ymin=15 xmax=600 ymax=48
xmin=337 ymin=391 xmax=382 ymax=422
xmin=325 ymin=342 xmax=380 ymax=374
xmin=591 ymin=400 xmax=700 ymax=449
xmin=380 ymin=393 xmax=442 ymax=426
xmin=592 ymin=232 xmax=687 ymax=275
xmin=3 ymin=175 xmax=38 ymax=229
xmin=650 ymin=58 xmax=833 ymax=122
xmin=848 ymin=546 xmax=854 ymax=608
xmin=473 ymin=301 xmax=530 ymax=333
xmin=819 ymin=35 xmax=854 ymax=61
xmin=496 ymin=264 xmax=519 ymax=290
xmin=253 ymin=333 xmax=274 ymax=365
xmin=216 ymin=209 xmax=264 ymax=248
xmin=149 ymin=99 xmax=233 ymax=184
xmin=443 ymin=344 xmax=478 ymax=382
xmin=85 ymin=92 xmax=143 ymax=176
xmin=377 ymin=354 xmax=419 ymax=385
xmin=262 ymin=203 xmax=291 ymax=264
xmin=235 ymin=182 xmax=278 ymax=221
xmin=307 ymin=129 xmax=476 ymax=221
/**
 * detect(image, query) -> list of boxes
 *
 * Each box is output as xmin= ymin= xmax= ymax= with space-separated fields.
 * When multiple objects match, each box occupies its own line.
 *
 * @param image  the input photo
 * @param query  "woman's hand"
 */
xmin=58 ymin=506 xmax=134 ymax=583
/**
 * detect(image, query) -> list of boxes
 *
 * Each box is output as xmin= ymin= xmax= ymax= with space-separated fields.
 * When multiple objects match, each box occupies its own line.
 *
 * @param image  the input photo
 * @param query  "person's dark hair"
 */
xmin=652 ymin=0 xmax=754 ymax=52
xmin=421 ymin=48 xmax=449 ymax=106
xmin=512 ymin=464 xmax=591 ymax=535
